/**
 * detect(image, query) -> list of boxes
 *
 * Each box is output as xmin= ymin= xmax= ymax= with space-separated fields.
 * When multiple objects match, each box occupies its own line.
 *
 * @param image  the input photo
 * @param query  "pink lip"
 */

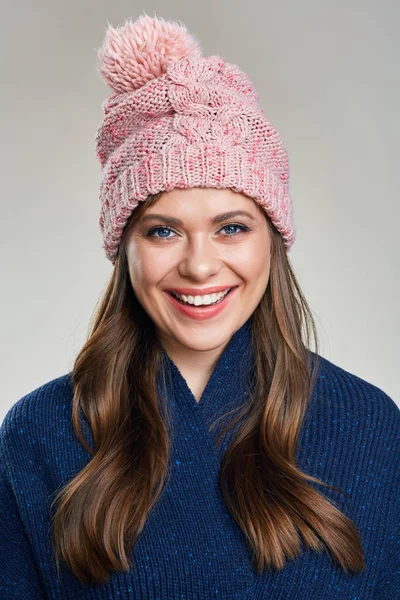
xmin=165 ymin=285 xmax=236 ymax=295
xmin=164 ymin=286 xmax=238 ymax=320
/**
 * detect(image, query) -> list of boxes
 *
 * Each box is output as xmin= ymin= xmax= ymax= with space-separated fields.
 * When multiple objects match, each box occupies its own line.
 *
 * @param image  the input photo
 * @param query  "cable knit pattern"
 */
xmin=94 ymin=15 xmax=294 ymax=264
xmin=0 ymin=318 xmax=399 ymax=598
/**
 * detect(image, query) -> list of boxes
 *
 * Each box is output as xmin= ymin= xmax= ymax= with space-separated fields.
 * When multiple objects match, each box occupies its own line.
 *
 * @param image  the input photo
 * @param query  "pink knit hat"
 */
xmin=95 ymin=14 xmax=295 ymax=264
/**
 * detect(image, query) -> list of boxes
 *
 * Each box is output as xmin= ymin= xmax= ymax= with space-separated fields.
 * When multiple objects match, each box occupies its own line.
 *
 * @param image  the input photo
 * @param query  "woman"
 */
xmin=0 ymin=13 xmax=398 ymax=599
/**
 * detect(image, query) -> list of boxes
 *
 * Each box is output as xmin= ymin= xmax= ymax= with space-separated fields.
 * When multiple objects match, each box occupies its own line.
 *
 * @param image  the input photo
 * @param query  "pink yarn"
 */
xmin=95 ymin=13 xmax=295 ymax=264
xmin=97 ymin=14 xmax=202 ymax=93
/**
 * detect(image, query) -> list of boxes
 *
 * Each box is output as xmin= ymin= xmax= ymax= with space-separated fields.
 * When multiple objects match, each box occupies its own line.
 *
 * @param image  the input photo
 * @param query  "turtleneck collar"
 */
xmin=157 ymin=316 xmax=255 ymax=459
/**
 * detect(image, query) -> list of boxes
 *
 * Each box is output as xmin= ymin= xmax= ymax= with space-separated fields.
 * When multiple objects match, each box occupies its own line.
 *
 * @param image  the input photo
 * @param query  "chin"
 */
xmin=170 ymin=319 xmax=238 ymax=347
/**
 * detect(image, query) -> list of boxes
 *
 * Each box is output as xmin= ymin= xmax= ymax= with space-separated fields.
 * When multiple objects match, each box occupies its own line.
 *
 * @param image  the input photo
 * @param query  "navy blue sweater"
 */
xmin=1 ymin=318 xmax=399 ymax=599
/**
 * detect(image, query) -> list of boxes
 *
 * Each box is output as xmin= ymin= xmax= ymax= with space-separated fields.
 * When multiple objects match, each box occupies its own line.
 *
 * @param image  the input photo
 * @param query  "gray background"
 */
xmin=1 ymin=0 xmax=399 ymax=422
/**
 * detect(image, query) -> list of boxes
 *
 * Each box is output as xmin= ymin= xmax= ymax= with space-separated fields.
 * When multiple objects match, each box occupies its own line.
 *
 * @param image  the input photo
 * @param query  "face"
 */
xmin=123 ymin=187 xmax=271 ymax=361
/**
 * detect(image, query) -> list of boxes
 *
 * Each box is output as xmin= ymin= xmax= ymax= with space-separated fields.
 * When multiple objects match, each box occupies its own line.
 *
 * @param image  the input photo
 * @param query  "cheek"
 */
xmin=127 ymin=244 xmax=171 ymax=288
xmin=228 ymin=238 xmax=270 ymax=278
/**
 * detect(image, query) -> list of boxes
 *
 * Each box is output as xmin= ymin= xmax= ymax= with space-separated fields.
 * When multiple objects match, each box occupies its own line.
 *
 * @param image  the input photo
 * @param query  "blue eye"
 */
xmin=221 ymin=223 xmax=249 ymax=236
xmin=145 ymin=223 xmax=250 ymax=239
xmin=145 ymin=227 xmax=174 ymax=239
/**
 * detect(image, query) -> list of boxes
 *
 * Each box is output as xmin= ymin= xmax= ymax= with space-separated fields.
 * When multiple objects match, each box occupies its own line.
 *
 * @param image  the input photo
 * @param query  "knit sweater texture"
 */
xmin=1 ymin=317 xmax=399 ymax=599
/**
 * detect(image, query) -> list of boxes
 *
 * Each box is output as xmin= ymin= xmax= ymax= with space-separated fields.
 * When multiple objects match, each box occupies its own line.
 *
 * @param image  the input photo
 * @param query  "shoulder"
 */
xmin=1 ymin=372 xmax=74 ymax=430
xmin=0 ymin=373 xmax=74 ymax=464
xmin=312 ymin=352 xmax=399 ymax=420
xmin=308 ymin=352 xmax=400 ymax=467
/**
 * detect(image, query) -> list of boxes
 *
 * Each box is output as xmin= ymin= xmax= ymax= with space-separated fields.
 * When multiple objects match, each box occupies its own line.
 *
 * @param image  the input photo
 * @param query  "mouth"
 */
xmin=164 ymin=285 xmax=239 ymax=320
xmin=166 ymin=286 xmax=236 ymax=306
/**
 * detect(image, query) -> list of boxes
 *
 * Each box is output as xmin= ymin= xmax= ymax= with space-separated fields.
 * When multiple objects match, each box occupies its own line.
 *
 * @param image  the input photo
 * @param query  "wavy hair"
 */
xmin=50 ymin=192 xmax=365 ymax=585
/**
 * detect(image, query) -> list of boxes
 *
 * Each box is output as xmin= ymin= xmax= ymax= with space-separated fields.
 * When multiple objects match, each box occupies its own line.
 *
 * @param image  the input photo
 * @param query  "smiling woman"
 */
xmin=0 ymin=11 xmax=399 ymax=600
xmin=121 ymin=187 xmax=273 ymax=395
xmin=122 ymin=187 xmax=272 ymax=370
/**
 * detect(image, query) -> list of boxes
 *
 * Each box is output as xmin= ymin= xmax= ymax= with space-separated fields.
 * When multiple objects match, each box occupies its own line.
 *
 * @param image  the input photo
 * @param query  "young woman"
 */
xmin=1 ymin=13 xmax=398 ymax=599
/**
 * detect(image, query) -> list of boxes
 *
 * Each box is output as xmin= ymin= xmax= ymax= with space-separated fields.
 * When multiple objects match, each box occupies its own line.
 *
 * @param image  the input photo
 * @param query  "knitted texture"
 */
xmin=95 ymin=14 xmax=295 ymax=264
xmin=1 ymin=318 xmax=399 ymax=598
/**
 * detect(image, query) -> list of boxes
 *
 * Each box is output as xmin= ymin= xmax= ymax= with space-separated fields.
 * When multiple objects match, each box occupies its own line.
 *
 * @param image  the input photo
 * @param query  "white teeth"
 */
xmin=173 ymin=288 xmax=231 ymax=306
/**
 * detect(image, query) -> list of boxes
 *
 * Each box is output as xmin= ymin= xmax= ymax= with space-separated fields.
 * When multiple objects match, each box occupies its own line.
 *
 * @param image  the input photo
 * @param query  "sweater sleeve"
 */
xmin=0 ymin=423 xmax=46 ymax=599
xmin=373 ymin=481 xmax=400 ymax=598
xmin=373 ymin=397 xmax=400 ymax=599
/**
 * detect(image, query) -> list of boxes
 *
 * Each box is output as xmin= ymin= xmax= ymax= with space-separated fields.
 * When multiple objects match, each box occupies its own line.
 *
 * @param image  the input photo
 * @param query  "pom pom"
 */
xmin=97 ymin=13 xmax=203 ymax=94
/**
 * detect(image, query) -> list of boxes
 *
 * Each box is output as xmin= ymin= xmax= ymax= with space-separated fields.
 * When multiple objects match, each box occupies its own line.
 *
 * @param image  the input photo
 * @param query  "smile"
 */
xmin=164 ymin=287 xmax=238 ymax=321
xmin=170 ymin=288 xmax=231 ymax=306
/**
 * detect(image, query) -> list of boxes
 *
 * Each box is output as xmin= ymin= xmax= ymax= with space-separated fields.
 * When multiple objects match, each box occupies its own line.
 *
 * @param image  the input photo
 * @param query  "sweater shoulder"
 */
xmin=0 ymin=373 xmax=74 ymax=461
xmin=1 ymin=372 xmax=74 ymax=426
xmin=310 ymin=353 xmax=400 ymax=457
xmin=314 ymin=352 xmax=398 ymax=410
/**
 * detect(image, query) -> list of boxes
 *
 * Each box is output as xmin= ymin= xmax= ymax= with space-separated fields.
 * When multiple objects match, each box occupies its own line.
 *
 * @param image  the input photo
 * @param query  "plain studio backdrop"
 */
xmin=0 ymin=0 xmax=399 ymax=423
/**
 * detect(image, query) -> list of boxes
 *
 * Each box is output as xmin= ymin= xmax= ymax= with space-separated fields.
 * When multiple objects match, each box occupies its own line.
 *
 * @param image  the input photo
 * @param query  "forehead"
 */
xmin=140 ymin=188 xmax=263 ymax=222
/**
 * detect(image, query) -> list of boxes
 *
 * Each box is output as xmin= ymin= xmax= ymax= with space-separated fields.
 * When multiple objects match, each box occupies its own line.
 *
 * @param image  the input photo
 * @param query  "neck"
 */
xmin=158 ymin=318 xmax=254 ymax=404
xmin=159 ymin=335 xmax=232 ymax=402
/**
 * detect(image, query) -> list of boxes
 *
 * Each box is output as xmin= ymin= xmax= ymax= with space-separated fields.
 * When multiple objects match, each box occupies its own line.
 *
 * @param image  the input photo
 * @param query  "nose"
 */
xmin=177 ymin=235 xmax=222 ymax=280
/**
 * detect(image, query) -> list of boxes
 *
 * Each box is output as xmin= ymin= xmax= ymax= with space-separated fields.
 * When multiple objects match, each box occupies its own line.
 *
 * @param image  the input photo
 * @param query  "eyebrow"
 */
xmin=139 ymin=210 xmax=256 ymax=226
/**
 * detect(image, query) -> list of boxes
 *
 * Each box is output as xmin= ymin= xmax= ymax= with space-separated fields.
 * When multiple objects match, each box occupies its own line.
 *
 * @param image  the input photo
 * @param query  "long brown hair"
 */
xmin=50 ymin=192 xmax=365 ymax=585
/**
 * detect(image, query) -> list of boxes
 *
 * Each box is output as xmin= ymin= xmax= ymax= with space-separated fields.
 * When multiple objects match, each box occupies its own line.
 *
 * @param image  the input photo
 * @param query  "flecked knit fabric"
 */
xmin=95 ymin=15 xmax=295 ymax=264
xmin=0 ymin=318 xmax=399 ymax=599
